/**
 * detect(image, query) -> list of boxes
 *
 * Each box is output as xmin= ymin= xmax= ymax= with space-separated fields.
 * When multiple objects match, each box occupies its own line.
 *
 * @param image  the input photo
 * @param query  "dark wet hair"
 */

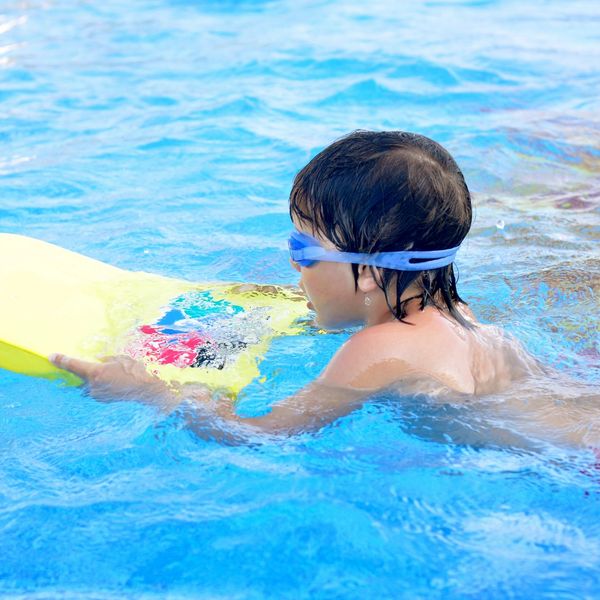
xmin=289 ymin=130 xmax=473 ymax=326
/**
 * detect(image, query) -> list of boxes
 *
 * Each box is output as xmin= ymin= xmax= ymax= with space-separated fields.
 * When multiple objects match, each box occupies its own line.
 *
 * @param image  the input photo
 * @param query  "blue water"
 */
xmin=1 ymin=0 xmax=599 ymax=597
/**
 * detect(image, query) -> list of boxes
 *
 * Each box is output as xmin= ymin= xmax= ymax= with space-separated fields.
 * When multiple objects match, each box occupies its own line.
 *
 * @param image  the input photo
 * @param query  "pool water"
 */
xmin=1 ymin=0 xmax=599 ymax=597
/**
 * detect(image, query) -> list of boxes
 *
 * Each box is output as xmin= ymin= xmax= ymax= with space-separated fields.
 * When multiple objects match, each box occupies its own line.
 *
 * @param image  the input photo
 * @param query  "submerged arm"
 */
xmin=49 ymin=352 xmax=372 ymax=438
xmin=211 ymin=382 xmax=366 ymax=434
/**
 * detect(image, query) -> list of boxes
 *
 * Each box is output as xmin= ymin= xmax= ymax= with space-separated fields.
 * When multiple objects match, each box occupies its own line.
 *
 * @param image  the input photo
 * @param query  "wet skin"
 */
xmin=50 ymin=226 xmax=541 ymax=437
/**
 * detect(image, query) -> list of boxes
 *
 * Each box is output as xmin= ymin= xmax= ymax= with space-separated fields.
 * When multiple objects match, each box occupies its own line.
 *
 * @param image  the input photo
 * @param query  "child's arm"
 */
xmin=50 ymin=316 xmax=468 ymax=436
xmin=49 ymin=350 xmax=376 ymax=435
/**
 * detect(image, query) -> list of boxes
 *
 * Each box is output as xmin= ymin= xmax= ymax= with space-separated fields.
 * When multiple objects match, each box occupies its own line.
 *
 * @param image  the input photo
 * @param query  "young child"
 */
xmin=50 ymin=130 xmax=539 ymax=434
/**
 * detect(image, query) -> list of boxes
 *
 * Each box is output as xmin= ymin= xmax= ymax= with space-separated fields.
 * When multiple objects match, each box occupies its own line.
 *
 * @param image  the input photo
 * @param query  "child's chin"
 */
xmin=314 ymin=315 xmax=335 ymax=330
xmin=316 ymin=314 xmax=358 ymax=331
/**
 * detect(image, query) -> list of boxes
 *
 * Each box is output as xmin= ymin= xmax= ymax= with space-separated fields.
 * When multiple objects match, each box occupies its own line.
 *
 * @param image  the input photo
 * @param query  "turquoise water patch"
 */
xmin=0 ymin=0 xmax=599 ymax=597
xmin=171 ymin=290 xmax=244 ymax=320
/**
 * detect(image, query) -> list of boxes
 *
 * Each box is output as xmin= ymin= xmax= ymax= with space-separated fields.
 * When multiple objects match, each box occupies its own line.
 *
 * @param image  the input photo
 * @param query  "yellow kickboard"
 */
xmin=0 ymin=234 xmax=308 ymax=394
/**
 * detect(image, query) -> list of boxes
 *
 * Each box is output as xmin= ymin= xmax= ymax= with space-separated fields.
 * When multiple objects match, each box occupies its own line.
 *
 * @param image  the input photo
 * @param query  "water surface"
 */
xmin=1 ymin=0 xmax=599 ymax=597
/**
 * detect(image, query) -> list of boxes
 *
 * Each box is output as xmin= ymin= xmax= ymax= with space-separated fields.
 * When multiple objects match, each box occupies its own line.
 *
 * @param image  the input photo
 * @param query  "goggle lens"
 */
xmin=288 ymin=231 xmax=318 ymax=267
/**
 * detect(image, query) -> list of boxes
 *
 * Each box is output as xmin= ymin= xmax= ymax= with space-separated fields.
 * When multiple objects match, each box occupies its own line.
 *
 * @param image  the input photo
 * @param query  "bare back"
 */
xmin=319 ymin=304 xmax=539 ymax=396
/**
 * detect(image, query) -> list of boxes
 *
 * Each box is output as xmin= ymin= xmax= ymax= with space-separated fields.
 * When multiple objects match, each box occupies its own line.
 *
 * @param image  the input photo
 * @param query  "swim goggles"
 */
xmin=288 ymin=230 xmax=460 ymax=271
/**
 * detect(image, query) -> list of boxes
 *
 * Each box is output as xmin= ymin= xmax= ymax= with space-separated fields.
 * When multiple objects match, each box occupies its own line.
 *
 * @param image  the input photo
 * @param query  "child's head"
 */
xmin=289 ymin=130 xmax=472 ymax=325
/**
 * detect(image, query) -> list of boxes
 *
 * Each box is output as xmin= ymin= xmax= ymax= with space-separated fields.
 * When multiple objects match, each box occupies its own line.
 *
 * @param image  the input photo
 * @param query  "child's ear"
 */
xmin=356 ymin=265 xmax=380 ymax=293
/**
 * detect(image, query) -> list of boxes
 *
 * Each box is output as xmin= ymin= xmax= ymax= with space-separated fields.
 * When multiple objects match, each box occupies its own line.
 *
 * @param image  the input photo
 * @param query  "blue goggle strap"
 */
xmin=289 ymin=233 xmax=460 ymax=271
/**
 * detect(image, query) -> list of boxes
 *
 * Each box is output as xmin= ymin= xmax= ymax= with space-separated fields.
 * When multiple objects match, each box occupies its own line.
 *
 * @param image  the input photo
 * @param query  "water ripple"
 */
xmin=1 ymin=0 xmax=600 ymax=596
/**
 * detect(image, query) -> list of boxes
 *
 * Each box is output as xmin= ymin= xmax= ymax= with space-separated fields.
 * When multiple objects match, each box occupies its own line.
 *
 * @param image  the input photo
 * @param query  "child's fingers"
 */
xmin=49 ymin=353 xmax=99 ymax=380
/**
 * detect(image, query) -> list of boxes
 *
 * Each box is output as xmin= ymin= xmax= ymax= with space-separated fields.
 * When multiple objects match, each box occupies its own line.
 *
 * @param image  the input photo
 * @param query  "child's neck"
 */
xmin=364 ymin=287 xmax=424 ymax=328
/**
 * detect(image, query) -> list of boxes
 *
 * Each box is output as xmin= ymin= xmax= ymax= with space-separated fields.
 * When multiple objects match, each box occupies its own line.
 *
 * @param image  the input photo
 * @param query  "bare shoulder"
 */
xmin=318 ymin=321 xmax=426 ymax=391
xmin=319 ymin=309 xmax=478 ymax=394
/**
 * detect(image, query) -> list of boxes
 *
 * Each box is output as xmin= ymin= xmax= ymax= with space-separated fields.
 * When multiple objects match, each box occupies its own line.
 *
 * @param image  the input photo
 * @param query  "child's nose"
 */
xmin=289 ymin=258 xmax=301 ymax=273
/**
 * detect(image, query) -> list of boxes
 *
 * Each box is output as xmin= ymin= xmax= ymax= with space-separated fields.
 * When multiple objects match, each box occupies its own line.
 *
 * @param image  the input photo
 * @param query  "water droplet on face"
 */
xmin=496 ymin=219 xmax=505 ymax=230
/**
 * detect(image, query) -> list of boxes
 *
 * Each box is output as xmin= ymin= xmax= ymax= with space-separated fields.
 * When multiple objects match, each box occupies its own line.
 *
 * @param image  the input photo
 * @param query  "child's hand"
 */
xmin=49 ymin=353 xmax=174 ymax=406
